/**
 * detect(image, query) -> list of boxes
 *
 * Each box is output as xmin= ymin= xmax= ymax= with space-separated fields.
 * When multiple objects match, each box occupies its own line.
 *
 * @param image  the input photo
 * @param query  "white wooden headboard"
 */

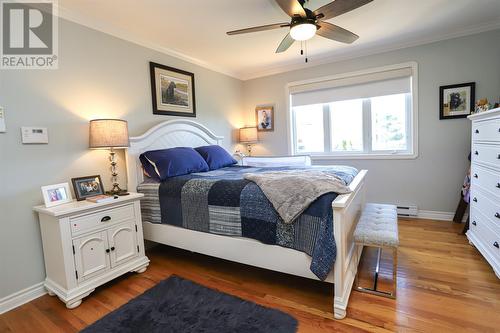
xmin=126 ymin=119 xmax=223 ymax=191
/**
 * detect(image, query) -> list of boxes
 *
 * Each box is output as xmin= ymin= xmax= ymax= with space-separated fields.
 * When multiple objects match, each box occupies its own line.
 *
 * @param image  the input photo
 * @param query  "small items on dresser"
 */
xmin=467 ymin=107 xmax=500 ymax=279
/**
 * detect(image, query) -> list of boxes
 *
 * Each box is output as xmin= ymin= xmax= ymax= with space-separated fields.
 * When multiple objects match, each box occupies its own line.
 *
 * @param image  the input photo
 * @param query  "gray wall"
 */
xmin=0 ymin=19 xmax=243 ymax=298
xmin=242 ymin=29 xmax=500 ymax=212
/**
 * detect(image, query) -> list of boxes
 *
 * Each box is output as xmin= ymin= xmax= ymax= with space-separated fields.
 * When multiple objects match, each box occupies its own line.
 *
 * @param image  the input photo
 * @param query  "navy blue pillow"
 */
xmin=195 ymin=145 xmax=237 ymax=170
xmin=139 ymin=147 xmax=209 ymax=181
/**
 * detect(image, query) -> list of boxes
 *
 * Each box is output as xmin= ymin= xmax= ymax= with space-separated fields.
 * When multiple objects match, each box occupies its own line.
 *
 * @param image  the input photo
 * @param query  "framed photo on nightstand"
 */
xmin=71 ymin=175 xmax=105 ymax=201
xmin=41 ymin=183 xmax=73 ymax=208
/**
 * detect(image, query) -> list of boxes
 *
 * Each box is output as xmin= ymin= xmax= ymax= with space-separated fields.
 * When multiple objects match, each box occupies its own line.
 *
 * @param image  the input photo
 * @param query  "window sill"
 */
xmin=303 ymin=152 xmax=418 ymax=160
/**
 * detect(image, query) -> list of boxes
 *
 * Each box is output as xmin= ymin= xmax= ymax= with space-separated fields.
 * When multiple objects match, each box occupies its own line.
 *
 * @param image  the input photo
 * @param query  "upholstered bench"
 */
xmin=354 ymin=203 xmax=399 ymax=298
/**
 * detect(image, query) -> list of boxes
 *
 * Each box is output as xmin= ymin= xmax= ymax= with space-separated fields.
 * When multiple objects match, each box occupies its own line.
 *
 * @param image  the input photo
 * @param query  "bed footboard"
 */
xmin=332 ymin=170 xmax=367 ymax=319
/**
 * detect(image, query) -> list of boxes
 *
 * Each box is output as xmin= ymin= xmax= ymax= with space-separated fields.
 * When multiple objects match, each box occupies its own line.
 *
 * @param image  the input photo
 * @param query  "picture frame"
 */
xmin=41 ymin=183 xmax=73 ymax=208
xmin=150 ymin=62 xmax=196 ymax=117
xmin=255 ymin=105 xmax=274 ymax=132
xmin=439 ymin=82 xmax=475 ymax=119
xmin=71 ymin=175 xmax=105 ymax=201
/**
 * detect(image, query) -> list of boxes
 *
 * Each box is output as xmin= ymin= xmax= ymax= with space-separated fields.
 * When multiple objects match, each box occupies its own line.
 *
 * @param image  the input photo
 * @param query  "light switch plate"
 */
xmin=21 ymin=126 xmax=49 ymax=144
xmin=0 ymin=107 xmax=5 ymax=133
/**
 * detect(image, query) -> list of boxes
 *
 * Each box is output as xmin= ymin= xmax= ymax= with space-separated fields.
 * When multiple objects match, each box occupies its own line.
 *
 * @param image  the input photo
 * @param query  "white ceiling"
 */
xmin=58 ymin=0 xmax=500 ymax=80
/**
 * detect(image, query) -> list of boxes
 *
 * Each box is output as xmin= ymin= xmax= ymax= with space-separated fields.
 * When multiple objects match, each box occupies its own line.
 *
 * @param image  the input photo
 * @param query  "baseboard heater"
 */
xmin=396 ymin=205 xmax=418 ymax=217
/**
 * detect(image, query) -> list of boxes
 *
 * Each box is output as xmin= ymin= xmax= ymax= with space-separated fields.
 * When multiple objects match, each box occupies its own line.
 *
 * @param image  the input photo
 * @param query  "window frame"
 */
xmin=286 ymin=62 xmax=418 ymax=160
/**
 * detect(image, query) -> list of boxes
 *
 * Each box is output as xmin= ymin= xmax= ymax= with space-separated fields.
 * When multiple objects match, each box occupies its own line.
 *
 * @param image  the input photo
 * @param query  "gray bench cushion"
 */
xmin=354 ymin=203 xmax=399 ymax=248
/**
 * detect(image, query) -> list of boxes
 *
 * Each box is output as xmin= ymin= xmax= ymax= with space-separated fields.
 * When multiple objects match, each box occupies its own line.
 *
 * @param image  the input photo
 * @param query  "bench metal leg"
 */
xmin=355 ymin=246 xmax=397 ymax=299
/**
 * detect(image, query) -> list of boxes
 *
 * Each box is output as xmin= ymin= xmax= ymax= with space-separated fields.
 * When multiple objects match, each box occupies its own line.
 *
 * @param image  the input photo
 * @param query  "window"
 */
xmin=289 ymin=63 xmax=417 ymax=158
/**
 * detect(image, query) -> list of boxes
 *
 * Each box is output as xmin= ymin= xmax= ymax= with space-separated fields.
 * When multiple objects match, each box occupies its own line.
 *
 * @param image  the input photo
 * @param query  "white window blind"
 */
xmin=290 ymin=68 xmax=412 ymax=107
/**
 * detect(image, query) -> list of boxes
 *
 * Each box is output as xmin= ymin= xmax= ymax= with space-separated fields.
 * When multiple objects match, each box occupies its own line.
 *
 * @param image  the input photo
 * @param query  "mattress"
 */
xmin=137 ymin=165 xmax=358 ymax=280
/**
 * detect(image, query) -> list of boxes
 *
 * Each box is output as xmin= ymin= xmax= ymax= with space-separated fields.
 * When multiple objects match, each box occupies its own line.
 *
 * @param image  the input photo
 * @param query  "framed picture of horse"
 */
xmin=439 ymin=82 xmax=475 ymax=119
xmin=150 ymin=62 xmax=196 ymax=117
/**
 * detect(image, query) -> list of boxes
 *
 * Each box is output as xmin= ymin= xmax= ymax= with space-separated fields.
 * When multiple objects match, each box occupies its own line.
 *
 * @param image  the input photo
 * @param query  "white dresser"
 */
xmin=34 ymin=193 xmax=150 ymax=308
xmin=468 ymin=107 xmax=500 ymax=278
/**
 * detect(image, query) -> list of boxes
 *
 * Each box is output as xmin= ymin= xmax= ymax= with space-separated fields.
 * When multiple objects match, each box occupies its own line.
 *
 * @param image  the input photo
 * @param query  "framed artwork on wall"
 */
xmin=439 ymin=82 xmax=475 ymax=119
xmin=255 ymin=105 xmax=274 ymax=131
xmin=150 ymin=62 xmax=196 ymax=117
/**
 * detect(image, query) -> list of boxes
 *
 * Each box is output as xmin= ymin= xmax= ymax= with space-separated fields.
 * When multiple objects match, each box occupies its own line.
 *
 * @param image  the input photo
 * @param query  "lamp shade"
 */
xmin=239 ymin=127 xmax=258 ymax=143
xmin=89 ymin=119 xmax=129 ymax=149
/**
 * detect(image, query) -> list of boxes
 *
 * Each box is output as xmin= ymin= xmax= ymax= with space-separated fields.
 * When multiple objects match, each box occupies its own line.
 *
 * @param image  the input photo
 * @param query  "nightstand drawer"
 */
xmin=70 ymin=204 xmax=135 ymax=236
xmin=472 ymin=119 xmax=500 ymax=143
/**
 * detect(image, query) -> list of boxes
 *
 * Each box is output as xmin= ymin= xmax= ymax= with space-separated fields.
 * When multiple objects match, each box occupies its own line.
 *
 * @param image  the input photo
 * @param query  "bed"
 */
xmin=125 ymin=119 xmax=367 ymax=319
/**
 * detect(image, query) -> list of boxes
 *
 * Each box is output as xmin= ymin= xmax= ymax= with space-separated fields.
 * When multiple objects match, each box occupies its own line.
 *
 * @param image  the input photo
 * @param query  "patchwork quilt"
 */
xmin=137 ymin=165 xmax=358 ymax=280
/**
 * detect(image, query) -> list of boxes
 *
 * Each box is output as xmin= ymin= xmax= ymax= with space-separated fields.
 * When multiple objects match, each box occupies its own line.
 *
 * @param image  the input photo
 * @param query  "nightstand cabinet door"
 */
xmin=108 ymin=221 xmax=139 ymax=267
xmin=73 ymin=231 xmax=111 ymax=281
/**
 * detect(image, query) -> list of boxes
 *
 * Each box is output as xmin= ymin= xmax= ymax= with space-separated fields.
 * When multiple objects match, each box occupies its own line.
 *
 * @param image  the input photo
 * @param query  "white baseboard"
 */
xmin=0 ymin=282 xmax=46 ymax=314
xmin=415 ymin=210 xmax=467 ymax=222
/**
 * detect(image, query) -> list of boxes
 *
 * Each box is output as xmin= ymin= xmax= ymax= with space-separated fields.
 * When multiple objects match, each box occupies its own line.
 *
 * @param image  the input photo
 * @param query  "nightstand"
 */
xmin=33 ymin=192 xmax=150 ymax=309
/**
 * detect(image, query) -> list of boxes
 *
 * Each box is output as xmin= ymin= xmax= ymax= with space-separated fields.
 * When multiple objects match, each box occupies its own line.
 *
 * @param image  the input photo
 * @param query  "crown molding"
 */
xmin=239 ymin=19 xmax=500 ymax=80
xmin=54 ymin=4 xmax=241 ymax=80
xmin=54 ymin=3 xmax=499 ymax=82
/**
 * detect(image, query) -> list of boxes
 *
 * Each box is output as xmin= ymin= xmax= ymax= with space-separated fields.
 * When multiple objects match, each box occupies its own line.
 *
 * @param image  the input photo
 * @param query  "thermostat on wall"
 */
xmin=21 ymin=126 xmax=49 ymax=144
xmin=0 ymin=107 xmax=5 ymax=133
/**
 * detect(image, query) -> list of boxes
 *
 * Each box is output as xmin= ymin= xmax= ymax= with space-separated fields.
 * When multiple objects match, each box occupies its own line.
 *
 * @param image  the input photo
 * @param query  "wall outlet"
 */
xmin=21 ymin=126 xmax=49 ymax=144
xmin=0 ymin=107 xmax=5 ymax=133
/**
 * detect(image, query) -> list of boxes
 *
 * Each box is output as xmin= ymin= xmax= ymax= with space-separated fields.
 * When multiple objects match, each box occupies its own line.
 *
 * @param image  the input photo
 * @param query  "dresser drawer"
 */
xmin=471 ymin=143 xmax=500 ymax=169
xmin=470 ymin=208 xmax=500 ymax=263
xmin=471 ymin=164 xmax=500 ymax=199
xmin=472 ymin=120 xmax=500 ymax=142
xmin=70 ymin=204 xmax=135 ymax=236
xmin=470 ymin=189 xmax=500 ymax=230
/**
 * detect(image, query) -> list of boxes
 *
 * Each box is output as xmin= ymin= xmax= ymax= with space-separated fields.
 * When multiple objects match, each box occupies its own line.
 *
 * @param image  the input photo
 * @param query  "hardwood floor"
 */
xmin=1 ymin=218 xmax=499 ymax=332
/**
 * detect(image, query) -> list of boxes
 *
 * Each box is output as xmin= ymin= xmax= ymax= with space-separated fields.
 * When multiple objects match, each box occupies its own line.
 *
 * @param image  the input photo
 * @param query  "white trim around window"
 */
xmin=285 ymin=62 xmax=419 ymax=160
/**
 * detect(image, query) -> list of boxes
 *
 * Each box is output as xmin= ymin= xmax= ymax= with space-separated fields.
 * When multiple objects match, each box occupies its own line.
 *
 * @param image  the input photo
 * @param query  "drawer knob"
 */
xmin=472 ymin=221 xmax=477 ymax=226
xmin=495 ymin=213 xmax=500 ymax=219
xmin=494 ymin=242 xmax=499 ymax=249
xmin=475 ymin=129 xmax=479 ymax=134
xmin=496 ymin=183 xmax=500 ymax=189
xmin=105 ymin=249 xmax=110 ymax=253
xmin=474 ymin=151 xmax=479 ymax=155
xmin=473 ymin=197 xmax=477 ymax=202
xmin=101 ymin=216 xmax=111 ymax=222
xmin=473 ymin=173 xmax=478 ymax=178
xmin=111 ymin=246 xmax=115 ymax=251
xmin=497 ymin=154 xmax=500 ymax=160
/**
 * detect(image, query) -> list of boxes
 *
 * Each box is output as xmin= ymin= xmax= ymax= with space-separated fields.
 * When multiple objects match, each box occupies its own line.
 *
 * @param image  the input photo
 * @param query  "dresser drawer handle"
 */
xmin=473 ymin=173 xmax=478 ymax=178
xmin=475 ymin=129 xmax=479 ymax=134
xmin=494 ymin=242 xmax=499 ymax=249
xmin=474 ymin=151 xmax=479 ymax=155
xmin=495 ymin=213 xmax=500 ymax=219
xmin=472 ymin=221 xmax=477 ymax=226
xmin=473 ymin=197 xmax=477 ymax=202
xmin=101 ymin=216 xmax=111 ymax=222
xmin=497 ymin=183 xmax=500 ymax=189
xmin=497 ymin=154 xmax=500 ymax=160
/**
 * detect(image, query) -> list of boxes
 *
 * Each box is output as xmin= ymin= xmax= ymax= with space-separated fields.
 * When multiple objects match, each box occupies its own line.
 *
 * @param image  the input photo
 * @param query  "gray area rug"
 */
xmin=81 ymin=275 xmax=298 ymax=333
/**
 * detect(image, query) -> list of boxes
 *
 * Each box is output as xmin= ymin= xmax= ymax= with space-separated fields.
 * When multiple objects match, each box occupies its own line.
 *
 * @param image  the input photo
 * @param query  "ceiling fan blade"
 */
xmin=317 ymin=22 xmax=359 ymax=44
xmin=275 ymin=0 xmax=306 ymax=17
xmin=276 ymin=33 xmax=295 ymax=53
xmin=314 ymin=0 xmax=373 ymax=20
xmin=227 ymin=22 xmax=290 ymax=35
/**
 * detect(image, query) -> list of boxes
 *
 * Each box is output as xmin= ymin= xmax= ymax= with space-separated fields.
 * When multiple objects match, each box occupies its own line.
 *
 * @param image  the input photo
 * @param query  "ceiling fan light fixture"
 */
xmin=290 ymin=22 xmax=317 ymax=41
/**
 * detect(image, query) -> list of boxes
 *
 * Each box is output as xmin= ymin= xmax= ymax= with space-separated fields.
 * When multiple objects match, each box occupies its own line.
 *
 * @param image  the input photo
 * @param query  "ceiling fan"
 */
xmin=227 ymin=0 xmax=373 ymax=61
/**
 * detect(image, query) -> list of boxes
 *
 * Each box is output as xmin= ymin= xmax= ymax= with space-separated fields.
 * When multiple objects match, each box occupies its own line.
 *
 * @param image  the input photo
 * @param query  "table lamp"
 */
xmin=239 ymin=127 xmax=258 ymax=156
xmin=89 ymin=119 xmax=129 ymax=195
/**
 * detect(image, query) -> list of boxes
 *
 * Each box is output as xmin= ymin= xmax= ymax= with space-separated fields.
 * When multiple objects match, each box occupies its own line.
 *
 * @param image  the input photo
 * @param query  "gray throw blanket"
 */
xmin=244 ymin=170 xmax=351 ymax=224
